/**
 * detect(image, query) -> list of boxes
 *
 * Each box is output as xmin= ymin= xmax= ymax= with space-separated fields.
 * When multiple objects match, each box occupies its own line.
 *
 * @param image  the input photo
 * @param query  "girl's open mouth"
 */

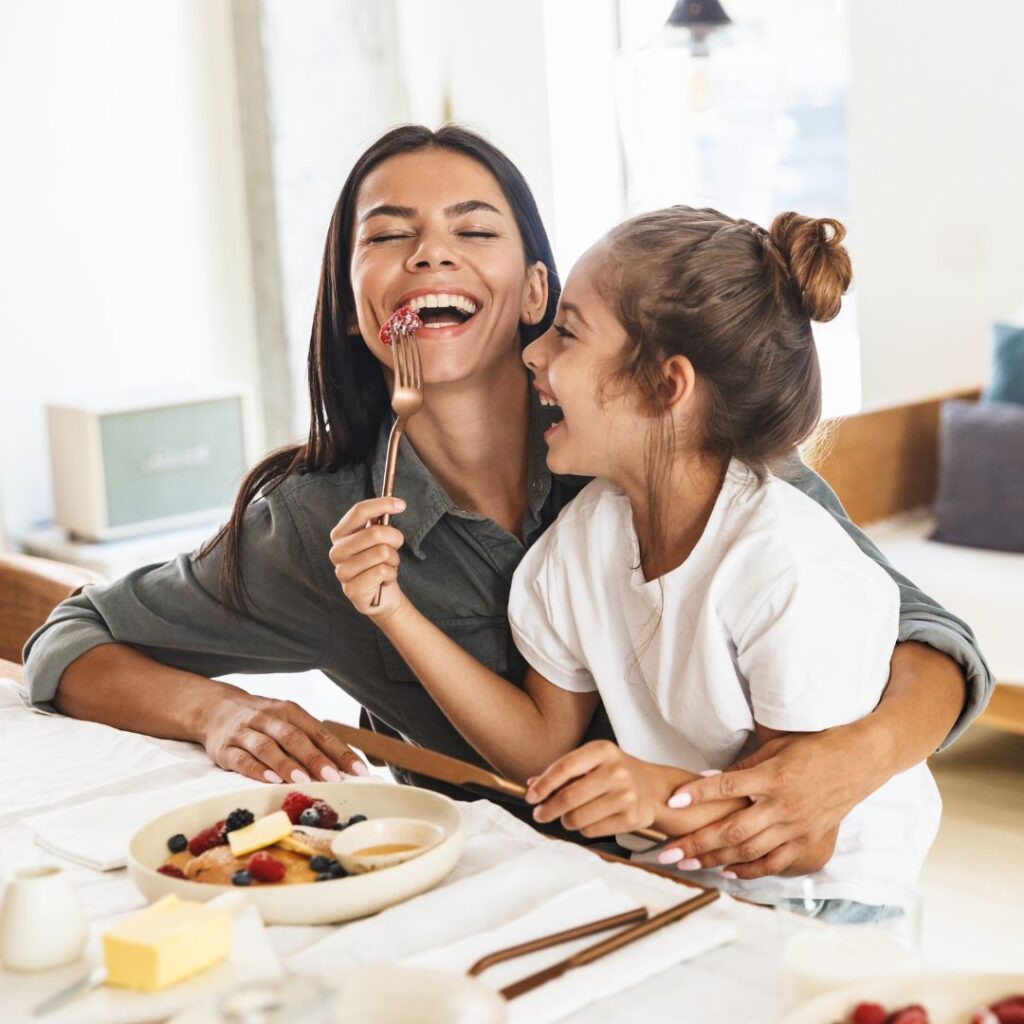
xmin=535 ymin=385 xmax=564 ymax=437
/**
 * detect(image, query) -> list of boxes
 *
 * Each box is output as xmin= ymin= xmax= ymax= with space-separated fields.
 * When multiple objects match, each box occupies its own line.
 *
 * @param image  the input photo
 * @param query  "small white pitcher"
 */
xmin=0 ymin=864 xmax=88 ymax=971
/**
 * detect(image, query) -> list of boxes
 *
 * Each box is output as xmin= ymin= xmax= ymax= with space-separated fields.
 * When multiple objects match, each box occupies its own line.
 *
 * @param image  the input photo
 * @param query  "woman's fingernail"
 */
xmin=699 ymin=769 xmax=722 ymax=777
xmin=525 ymin=788 xmax=538 ymax=803
xmin=393 ymin=499 xmax=406 ymax=510
xmin=720 ymin=870 xmax=738 ymax=880
xmin=657 ymin=848 xmax=684 ymax=864
xmin=668 ymin=792 xmax=692 ymax=809
xmin=320 ymin=765 xmax=342 ymax=783
xmin=350 ymin=761 xmax=370 ymax=777
xmin=290 ymin=769 xmax=311 ymax=784
xmin=263 ymin=770 xmax=283 ymax=784
xmin=677 ymin=858 xmax=703 ymax=871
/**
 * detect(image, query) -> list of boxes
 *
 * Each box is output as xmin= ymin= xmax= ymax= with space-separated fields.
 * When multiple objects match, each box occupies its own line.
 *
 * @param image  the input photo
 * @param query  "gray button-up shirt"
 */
xmin=24 ymin=389 xmax=992 ymax=805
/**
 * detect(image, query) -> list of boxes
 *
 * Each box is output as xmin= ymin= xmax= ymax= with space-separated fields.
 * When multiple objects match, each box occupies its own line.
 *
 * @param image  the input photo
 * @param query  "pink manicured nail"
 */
xmin=699 ymin=769 xmax=722 ymax=777
xmin=320 ymin=765 xmax=342 ymax=782
xmin=720 ymin=870 xmax=738 ymax=880
xmin=263 ymin=769 xmax=283 ymax=784
xmin=290 ymin=769 xmax=311 ymax=784
xmin=350 ymin=761 xmax=370 ymax=777
xmin=668 ymin=792 xmax=692 ymax=809
xmin=657 ymin=848 xmax=684 ymax=865
xmin=677 ymin=858 xmax=702 ymax=871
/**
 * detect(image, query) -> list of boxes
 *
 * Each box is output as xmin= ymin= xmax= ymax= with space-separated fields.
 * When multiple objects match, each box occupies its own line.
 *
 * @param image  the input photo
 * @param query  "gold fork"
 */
xmin=370 ymin=327 xmax=424 ymax=607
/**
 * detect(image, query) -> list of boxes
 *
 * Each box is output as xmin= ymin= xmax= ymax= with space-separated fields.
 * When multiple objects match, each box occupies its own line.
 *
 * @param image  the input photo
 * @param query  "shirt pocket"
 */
xmin=375 ymin=614 xmax=519 ymax=684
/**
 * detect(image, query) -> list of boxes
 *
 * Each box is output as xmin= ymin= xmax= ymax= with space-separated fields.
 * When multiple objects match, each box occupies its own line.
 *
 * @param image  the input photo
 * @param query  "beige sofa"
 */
xmin=811 ymin=389 xmax=1024 ymax=735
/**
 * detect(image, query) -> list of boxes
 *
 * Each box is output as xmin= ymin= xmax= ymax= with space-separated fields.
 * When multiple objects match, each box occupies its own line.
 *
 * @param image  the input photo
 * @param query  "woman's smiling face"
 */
xmin=350 ymin=148 xmax=547 ymax=384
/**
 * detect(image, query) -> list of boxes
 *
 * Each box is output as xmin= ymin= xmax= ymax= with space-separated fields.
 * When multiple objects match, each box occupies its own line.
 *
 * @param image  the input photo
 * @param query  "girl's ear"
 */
xmin=661 ymin=355 xmax=697 ymax=415
xmin=522 ymin=261 xmax=549 ymax=326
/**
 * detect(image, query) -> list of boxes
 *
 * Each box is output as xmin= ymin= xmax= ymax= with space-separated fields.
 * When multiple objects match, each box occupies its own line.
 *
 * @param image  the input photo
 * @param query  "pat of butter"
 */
xmin=102 ymin=894 xmax=232 ymax=992
xmin=227 ymin=809 xmax=293 ymax=856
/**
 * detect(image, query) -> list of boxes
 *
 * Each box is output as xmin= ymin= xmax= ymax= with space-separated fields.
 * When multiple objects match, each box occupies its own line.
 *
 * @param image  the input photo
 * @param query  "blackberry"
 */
xmin=166 ymin=833 xmax=188 ymax=853
xmin=299 ymin=807 xmax=321 ymax=827
xmin=225 ymin=808 xmax=255 ymax=833
xmin=232 ymin=870 xmax=252 ymax=886
xmin=309 ymin=855 xmax=331 ymax=873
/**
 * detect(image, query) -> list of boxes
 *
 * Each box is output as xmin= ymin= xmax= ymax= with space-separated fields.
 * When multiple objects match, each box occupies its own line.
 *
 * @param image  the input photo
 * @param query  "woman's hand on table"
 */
xmin=329 ymin=496 xmax=408 ymax=620
xmin=199 ymin=688 xmax=369 ymax=784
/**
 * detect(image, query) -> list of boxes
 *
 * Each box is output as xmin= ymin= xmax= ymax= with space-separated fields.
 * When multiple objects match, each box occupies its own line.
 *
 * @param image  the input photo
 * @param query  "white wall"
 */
xmin=848 ymin=0 xmax=1024 ymax=406
xmin=0 ymin=0 xmax=261 ymax=542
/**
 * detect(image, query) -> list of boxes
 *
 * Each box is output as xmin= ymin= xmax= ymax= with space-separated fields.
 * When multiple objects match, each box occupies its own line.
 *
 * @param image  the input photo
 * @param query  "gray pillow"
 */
xmin=931 ymin=399 xmax=1024 ymax=552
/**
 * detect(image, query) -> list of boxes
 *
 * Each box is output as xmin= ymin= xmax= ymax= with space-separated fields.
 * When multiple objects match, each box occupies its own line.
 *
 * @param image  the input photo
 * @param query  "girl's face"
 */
xmin=350 ymin=149 xmax=547 ymax=385
xmin=523 ymin=246 xmax=652 ymax=481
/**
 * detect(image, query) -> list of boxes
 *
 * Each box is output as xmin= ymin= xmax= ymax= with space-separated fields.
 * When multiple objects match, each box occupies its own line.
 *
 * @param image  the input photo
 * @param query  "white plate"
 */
xmin=127 ymin=782 xmax=464 ymax=925
xmin=781 ymin=971 xmax=1024 ymax=1024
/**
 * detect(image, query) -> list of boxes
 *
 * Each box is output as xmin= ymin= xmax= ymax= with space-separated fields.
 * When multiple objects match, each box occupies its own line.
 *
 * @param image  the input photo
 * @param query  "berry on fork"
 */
xmin=379 ymin=306 xmax=423 ymax=347
xmin=281 ymin=791 xmax=316 ymax=825
xmin=188 ymin=820 xmax=227 ymax=856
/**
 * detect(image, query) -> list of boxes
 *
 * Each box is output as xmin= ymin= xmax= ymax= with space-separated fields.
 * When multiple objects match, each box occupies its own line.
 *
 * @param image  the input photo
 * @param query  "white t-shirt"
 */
xmin=508 ymin=462 xmax=941 ymax=904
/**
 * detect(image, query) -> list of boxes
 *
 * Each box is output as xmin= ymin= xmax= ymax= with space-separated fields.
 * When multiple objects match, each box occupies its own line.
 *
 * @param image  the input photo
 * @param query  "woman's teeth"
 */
xmin=403 ymin=293 xmax=479 ymax=329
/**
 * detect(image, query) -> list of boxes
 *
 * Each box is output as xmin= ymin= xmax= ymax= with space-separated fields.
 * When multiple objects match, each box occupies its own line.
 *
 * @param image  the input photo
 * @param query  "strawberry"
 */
xmin=886 ymin=1006 xmax=929 ymax=1024
xmin=281 ymin=791 xmax=315 ymax=824
xmin=851 ymin=1003 xmax=888 ymax=1024
xmin=188 ymin=819 xmax=227 ymax=856
xmin=247 ymin=851 xmax=286 ymax=883
xmin=311 ymin=800 xmax=339 ymax=829
xmin=157 ymin=864 xmax=186 ymax=879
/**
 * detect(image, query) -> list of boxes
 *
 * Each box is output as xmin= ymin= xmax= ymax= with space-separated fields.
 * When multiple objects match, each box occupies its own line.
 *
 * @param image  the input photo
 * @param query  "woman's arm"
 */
xmin=331 ymin=496 xmax=597 ymax=781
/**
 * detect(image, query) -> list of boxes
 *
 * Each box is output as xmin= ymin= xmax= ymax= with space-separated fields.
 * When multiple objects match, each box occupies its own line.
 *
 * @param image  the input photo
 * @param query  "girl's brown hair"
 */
xmin=600 ymin=206 xmax=852 ymax=568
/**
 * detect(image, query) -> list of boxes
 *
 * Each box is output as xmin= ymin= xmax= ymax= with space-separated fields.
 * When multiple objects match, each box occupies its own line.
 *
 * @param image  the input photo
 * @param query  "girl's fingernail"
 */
xmin=657 ymin=848 xmax=684 ymax=864
xmin=720 ymin=870 xmax=738 ymax=880
xmin=290 ymin=769 xmax=311 ymax=784
xmin=263 ymin=770 xmax=283 ymax=784
xmin=668 ymin=792 xmax=692 ymax=809
xmin=677 ymin=858 xmax=703 ymax=871
xmin=350 ymin=761 xmax=370 ymax=777
xmin=699 ymin=769 xmax=722 ymax=777
xmin=320 ymin=765 xmax=342 ymax=782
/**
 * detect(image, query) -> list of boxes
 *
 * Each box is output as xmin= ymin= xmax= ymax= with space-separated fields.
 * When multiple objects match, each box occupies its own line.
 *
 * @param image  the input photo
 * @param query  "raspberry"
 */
xmin=311 ymin=800 xmax=338 ymax=829
xmin=247 ymin=851 xmax=286 ymax=883
xmin=157 ymin=864 xmax=185 ymax=879
xmin=851 ymin=1004 xmax=887 ymax=1024
xmin=887 ymin=1006 xmax=929 ymax=1024
xmin=281 ymin=791 xmax=315 ymax=824
xmin=971 ymin=1010 xmax=1000 ymax=1024
xmin=188 ymin=819 xmax=227 ymax=856
xmin=225 ymin=808 xmax=255 ymax=833
xmin=991 ymin=997 xmax=1024 ymax=1024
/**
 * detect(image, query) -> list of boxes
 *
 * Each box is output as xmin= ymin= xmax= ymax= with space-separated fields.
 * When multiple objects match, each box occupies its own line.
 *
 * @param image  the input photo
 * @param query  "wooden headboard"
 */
xmin=809 ymin=388 xmax=982 ymax=527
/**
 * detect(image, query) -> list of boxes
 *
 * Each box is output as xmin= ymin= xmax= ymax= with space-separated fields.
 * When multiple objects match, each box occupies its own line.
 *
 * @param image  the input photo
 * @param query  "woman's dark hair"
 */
xmin=201 ymin=124 xmax=560 ymax=612
xmin=599 ymin=206 xmax=852 ymax=572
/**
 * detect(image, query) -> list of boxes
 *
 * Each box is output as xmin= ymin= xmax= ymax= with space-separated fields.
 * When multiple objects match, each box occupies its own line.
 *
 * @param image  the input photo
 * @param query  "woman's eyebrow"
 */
xmin=359 ymin=204 xmax=416 ymax=224
xmin=444 ymin=199 xmax=502 ymax=217
xmin=359 ymin=199 xmax=502 ymax=225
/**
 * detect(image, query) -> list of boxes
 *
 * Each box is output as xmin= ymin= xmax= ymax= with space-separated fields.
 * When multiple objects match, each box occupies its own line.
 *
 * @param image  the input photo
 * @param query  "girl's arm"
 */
xmin=331 ymin=497 xmax=597 ymax=781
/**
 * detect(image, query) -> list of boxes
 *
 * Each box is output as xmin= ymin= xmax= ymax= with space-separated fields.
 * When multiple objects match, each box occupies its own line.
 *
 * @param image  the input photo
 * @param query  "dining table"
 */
xmin=0 ymin=672 xmax=790 ymax=1023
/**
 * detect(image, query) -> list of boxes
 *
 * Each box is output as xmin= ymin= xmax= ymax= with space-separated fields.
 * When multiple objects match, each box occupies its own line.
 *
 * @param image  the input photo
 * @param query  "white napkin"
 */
xmin=23 ymin=771 xmax=263 ymax=870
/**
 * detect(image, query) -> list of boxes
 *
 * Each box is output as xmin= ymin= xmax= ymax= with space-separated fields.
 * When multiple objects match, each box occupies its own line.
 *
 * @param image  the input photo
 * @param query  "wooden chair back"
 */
xmin=0 ymin=553 xmax=105 ymax=666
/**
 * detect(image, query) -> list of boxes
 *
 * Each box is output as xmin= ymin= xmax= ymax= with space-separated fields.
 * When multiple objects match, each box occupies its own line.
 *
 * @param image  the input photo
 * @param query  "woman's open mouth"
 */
xmin=395 ymin=290 xmax=481 ymax=336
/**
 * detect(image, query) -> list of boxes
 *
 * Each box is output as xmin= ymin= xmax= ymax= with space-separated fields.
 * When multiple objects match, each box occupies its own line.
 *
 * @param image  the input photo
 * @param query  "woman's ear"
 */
xmin=661 ymin=355 xmax=697 ymax=415
xmin=521 ymin=262 xmax=549 ymax=326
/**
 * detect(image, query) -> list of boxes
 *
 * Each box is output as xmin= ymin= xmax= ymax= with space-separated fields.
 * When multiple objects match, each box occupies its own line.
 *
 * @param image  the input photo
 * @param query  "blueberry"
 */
xmin=232 ymin=870 xmax=252 ymax=886
xmin=309 ymin=855 xmax=331 ymax=873
xmin=299 ymin=807 xmax=321 ymax=827
xmin=332 ymin=821 xmax=347 ymax=831
xmin=315 ymin=872 xmax=332 ymax=882
xmin=347 ymin=814 xmax=367 ymax=826
xmin=167 ymin=833 xmax=188 ymax=854
xmin=328 ymin=861 xmax=347 ymax=878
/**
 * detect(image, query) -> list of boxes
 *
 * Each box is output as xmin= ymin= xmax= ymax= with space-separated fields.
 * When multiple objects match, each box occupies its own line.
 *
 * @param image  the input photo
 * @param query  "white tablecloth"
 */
xmin=0 ymin=680 xmax=785 ymax=1022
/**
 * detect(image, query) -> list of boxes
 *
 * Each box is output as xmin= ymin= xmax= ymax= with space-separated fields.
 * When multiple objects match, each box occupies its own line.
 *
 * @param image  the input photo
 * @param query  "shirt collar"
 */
xmin=370 ymin=382 xmax=555 ymax=558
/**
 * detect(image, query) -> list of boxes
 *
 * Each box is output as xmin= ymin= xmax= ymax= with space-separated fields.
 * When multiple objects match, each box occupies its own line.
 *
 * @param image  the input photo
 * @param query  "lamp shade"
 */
xmin=665 ymin=0 xmax=732 ymax=30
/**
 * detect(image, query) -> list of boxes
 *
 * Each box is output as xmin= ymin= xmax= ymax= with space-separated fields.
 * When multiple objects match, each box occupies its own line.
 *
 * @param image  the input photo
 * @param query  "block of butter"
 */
xmin=102 ymin=894 xmax=232 ymax=992
xmin=227 ymin=809 xmax=293 ymax=857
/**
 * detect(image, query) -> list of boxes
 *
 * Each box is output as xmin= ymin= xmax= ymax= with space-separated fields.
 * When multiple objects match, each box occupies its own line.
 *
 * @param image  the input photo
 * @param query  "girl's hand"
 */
xmin=200 ymin=686 xmax=369 ymax=784
xmin=329 ymin=497 xmax=408 ymax=619
xmin=658 ymin=727 xmax=879 ymax=878
xmin=525 ymin=740 xmax=664 ymax=838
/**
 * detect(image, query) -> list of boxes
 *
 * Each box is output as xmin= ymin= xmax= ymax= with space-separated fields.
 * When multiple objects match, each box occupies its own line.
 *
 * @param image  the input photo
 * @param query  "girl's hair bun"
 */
xmin=769 ymin=212 xmax=852 ymax=323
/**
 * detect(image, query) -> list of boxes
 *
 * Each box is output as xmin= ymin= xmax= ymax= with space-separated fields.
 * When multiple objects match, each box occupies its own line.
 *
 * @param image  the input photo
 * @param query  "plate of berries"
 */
xmin=780 ymin=973 xmax=1024 ymax=1024
xmin=127 ymin=782 xmax=464 ymax=924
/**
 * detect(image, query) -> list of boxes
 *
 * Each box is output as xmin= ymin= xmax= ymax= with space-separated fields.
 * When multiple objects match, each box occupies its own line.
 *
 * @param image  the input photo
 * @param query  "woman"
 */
xmin=24 ymin=125 xmax=990 ymax=879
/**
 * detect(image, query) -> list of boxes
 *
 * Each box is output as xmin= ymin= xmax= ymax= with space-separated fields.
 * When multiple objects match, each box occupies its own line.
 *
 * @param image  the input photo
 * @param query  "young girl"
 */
xmin=332 ymin=205 xmax=940 ymax=911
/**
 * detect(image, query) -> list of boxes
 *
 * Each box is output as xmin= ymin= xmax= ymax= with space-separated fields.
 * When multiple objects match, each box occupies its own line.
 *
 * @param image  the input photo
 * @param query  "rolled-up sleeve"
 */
xmin=23 ymin=488 xmax=332 ymax=708
xmin=777 ymin=454 xmax=994 ymax=748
